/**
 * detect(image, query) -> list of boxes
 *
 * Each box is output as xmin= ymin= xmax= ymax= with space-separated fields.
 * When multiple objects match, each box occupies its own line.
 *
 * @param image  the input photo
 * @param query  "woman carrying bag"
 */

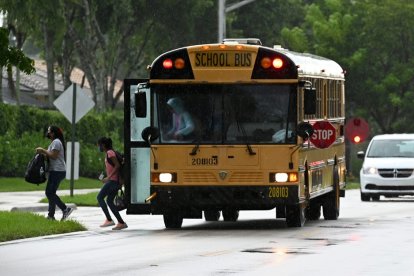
xmin=97 ymin=137 xmax=127 ymax=230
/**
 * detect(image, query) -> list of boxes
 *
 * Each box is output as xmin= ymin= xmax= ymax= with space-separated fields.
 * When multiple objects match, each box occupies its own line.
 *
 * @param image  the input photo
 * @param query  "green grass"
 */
xmin=40 ymin=192 xmax=100 ymax=207
xmin=0 ymin=211 xmax=86 ymax=242
xmin=0 ymin=177 xmax=101 ymax=192
xmin=346 ymin=181 xmax=360 ymax=190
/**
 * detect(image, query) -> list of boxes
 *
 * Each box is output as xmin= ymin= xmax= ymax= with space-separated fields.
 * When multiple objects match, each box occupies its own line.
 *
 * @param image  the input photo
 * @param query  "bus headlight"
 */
xmin=152 ymin=172 xmax=177 ymax=183
xmin=271 ymin=172 xmax=298 ymax=183
xmin=275 ymin=173 xmax=288 ymax=182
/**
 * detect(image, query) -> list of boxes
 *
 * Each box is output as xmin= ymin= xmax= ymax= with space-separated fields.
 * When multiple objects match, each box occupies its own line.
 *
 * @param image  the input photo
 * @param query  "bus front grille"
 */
xmin=228 ymin=172 xmax=263 ymax=184
xmin=182 ymin=171 xmax=264 ymax=184
xmin=183 ymin=172 xmax=217 ymax=183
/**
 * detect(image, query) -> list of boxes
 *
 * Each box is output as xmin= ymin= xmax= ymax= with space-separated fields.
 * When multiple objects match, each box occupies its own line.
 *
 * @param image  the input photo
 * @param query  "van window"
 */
xmin=367 ymin=139 xmax=414 ymax=158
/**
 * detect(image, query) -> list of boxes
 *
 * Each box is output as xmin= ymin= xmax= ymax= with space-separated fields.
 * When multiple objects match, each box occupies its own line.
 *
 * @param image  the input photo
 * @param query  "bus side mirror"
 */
xmin=142 ymin=127 xmax=160 ymax=143
xmin=296 ymin=122 xmax=314 ymax=139
xmin=304 ymin=87 xmax=316 ymax=115
xmin=135 ymin=92 xmax=147 ymax=118
xmin=357 ymin=151 xmax=365 ymax=159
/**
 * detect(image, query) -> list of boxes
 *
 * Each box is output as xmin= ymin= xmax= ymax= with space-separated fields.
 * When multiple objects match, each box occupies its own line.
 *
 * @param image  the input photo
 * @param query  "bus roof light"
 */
xmin=261 ymin=57 xmax=272 ymax=69
xmin=272 ymin=58 xmax=284 ymax=69
xmin=174 ymin=58 xmax=185 ymax=69
xmin=163 ymin=58 xmax=173 ymax=69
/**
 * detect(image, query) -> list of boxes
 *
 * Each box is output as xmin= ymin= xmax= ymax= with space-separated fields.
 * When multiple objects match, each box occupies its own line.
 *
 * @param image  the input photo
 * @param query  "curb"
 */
xmin=10 ymin=203 xmax=77 ymax=213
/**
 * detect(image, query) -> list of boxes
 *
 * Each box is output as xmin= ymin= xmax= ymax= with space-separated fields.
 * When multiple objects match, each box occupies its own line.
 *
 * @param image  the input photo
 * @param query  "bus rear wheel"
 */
xmin=163 ymin=212 xmax=183 ymax=229
xmin=286 ymin=204 xmax=306 ymax=227
xmin=204 ymin=210 xmax=221 ymax=221
xmin=222 ymin=209 xmax=239 ymax=221
xmin=306 ymin=203 xmax=321 ymax=220
xmin=323 ymin=166 xmax=340 ymax=220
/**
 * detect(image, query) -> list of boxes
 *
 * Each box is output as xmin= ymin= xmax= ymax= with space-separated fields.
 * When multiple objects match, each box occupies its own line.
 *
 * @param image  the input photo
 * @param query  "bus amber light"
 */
xmin=289 ymin=172 xmax=298 ymax=182
xmin=272 ymin=58 xmax=283 ymax=69
xmin=174 ymin=58 xmax=185 ymax=69
xmin=163 ymin=58 xmax=173 ymax=69
xmin=261 ymin=57 xmax=272 ymax=69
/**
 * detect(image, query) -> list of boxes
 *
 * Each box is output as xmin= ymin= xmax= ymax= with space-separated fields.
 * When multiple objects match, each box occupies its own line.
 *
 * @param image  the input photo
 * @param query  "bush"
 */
xmin=0 ymin=104 xmax=124 ymax=177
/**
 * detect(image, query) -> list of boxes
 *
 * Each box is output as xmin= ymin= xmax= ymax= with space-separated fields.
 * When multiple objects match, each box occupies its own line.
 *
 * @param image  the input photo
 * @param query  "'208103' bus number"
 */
xmin=192 ymin=157 xmax=218 ymax=166
xmin=269 ymin=187 xmax=289 ymax=198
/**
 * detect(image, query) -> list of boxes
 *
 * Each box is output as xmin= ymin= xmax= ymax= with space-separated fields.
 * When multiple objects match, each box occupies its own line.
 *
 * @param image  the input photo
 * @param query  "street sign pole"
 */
xmin=54 ymin=82 xmax=95 ymax=197
xmin=70 ymin=84 xmax=77 ymax=197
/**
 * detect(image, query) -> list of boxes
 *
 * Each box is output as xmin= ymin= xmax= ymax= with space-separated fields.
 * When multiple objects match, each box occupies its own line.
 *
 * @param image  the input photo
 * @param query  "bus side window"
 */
xmin=304 ymin=87 xmax=316 ymax=115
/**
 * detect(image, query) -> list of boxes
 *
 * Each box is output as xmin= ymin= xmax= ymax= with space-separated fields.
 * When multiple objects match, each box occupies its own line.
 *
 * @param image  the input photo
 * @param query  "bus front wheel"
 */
xmin=204 ymin=210 xmax=221 ymax=221
xmin=286 ymin=204 xmax=306 ymax=227
xmin=222 ymin=209 xmax=239 ymax=221
xmin=163 ymin=212 xmax=183 ymax=229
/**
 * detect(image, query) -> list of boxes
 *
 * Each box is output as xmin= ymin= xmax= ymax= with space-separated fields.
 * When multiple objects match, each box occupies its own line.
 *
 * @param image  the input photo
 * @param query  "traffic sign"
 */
xmin=310 ymin=121 xmax=336 ymax=148
xmin=345 ymin=117 xmax=369 ymax=144
xmin=53 ymin=83 xmax=95 ymax=123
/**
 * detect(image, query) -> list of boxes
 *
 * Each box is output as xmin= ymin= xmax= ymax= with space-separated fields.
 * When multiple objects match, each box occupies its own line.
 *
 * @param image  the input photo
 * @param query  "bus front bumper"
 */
xmin=149 ymin=185 xmax=300 ymax=214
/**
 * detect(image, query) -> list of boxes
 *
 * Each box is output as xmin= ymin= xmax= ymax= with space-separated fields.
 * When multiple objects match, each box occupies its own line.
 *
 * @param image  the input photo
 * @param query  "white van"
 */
xmin=357 ymin=134 xmax=414 ymax=201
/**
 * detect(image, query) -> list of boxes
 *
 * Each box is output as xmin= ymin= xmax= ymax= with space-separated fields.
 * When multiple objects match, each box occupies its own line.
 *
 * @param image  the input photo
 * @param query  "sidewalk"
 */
xmin=0 ymin=189 xmax=124 ymax=231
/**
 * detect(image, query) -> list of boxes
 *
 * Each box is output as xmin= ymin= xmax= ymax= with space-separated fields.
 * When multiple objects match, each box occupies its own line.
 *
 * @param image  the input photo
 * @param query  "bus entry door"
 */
xmin=125 ymin=79 xmax=151 ymax=214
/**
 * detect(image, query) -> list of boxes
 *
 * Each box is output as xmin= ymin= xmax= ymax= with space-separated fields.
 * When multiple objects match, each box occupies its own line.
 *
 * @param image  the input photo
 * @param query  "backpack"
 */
xmin=106 ymin=150 xmax=125 ymax=184
xmin=25 ymin=153 xmax=47 ymax=184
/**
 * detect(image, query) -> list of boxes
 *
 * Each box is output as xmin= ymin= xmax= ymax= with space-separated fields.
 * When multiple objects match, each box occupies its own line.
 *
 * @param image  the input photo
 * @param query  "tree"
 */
xmin=348 ymin=0 xmax=414 ymax=133
xmin=0 ymin=27 xmax=35 ymax=103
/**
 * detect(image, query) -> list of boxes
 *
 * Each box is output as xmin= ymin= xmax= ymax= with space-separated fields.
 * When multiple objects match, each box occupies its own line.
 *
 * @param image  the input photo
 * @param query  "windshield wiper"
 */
xmin=236 ymin=119 xmax=256 ymax=156
xmin=190 ymin=139 xmax=200 ymax=155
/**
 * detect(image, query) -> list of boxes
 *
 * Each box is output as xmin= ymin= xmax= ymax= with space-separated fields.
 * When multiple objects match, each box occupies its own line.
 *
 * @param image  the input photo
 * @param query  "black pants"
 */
xmin=45 ymin=171 xmax=67 ymax=218
xmin=97 ymin=180 xmax=125 ymax=224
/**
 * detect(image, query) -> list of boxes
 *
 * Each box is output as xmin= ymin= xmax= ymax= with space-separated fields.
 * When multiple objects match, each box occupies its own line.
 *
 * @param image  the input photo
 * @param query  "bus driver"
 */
xmin=166 ymin=97 xmax=195 ymax=141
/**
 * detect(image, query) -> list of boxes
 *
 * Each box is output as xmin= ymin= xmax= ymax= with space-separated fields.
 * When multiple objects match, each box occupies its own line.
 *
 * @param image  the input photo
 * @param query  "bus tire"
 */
xmin=222 ymin=209 xmax=239 ymax=222
xmin=286 ymin=204 xmax=306 ymax=227
xmin=276 ymin=205 xmax=286 ymax=218
xmin=306 ymin=203 xmax=321 ymax=220
xmin=204 ymin=210 xmax=221 ymax=221
xmin=323 ymin=165 xmax=340 ymax=220
xmin=163 ymin=213 xmax=183 ymax=229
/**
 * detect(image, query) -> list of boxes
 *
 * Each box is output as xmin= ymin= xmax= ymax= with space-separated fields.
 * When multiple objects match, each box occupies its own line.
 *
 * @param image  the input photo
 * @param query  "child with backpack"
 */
xmin=36 ymin=125 xmax=73 ymax=221
xmin=97 ymin=137 xmax=127 ymax=230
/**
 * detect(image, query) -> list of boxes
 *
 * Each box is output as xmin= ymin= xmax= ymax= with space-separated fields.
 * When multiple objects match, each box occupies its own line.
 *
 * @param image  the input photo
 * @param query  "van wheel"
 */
xmin=204 ymin=210 xmax=220 ymax=221
xmin=323 ymin=165 xmax=340 ymax=220
xmin=286 ymin=204 xmax=306 ymax=227
xmin=361 ymin=192 xmax=370 ymax=201
xmin=163 ymin=212 xmax=183 ymax=229
xmin=371 ymin=195 xmax=380 ymax=201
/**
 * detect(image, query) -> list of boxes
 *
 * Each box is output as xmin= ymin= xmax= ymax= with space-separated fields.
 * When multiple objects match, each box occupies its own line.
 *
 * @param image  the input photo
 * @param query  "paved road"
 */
xmin=1 ymin=189 xmax=414 ymax=275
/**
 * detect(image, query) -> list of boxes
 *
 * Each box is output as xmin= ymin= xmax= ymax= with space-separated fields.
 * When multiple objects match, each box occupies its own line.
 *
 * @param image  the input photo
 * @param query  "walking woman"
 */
xmin=97 ymin=137 xmax=127 ymax=230
xmin=36 ymin=126 xmax=73 ymax=221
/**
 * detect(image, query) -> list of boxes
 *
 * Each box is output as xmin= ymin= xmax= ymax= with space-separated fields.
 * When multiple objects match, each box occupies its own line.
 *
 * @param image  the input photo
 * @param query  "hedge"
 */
xmin=0 ymin=103 xmax=124 ymax=178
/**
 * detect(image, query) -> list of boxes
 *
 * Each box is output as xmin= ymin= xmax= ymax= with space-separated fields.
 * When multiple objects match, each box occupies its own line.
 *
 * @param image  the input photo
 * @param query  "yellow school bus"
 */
xmin=124 ymin=38 xmax=346 ymax=228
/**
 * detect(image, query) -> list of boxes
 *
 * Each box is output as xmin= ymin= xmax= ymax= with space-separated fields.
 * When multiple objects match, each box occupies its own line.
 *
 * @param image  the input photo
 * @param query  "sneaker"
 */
xmin=61 ymin=207 xmax=74 ymax=221
xmin=100 ymin=220 xmax=115 ymax=227
xmin=47 ymin=216 xmax=55 ymax=221
xmin=112 ymin=223 xmax=128 ymax=230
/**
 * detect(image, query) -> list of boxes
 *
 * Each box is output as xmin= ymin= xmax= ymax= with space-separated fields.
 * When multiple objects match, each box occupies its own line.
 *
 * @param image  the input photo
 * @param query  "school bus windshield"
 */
xmin=153 ymin=84 xmax=297 ymax=144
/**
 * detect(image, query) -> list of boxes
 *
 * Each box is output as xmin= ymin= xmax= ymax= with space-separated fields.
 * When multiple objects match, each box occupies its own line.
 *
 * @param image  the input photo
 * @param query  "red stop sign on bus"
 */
xmin=310 ymin=121 xmax=336 ymax=148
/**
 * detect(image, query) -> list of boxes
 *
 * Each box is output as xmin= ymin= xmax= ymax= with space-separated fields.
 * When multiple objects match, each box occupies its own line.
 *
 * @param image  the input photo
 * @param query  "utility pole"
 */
xmin=218 ymin=0 xmax=256 ymax=43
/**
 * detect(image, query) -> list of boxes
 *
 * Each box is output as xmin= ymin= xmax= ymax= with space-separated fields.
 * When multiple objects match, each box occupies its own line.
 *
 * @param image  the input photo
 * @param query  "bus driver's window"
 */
xmin=165 ymin=97 xmax=195 ymax=141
